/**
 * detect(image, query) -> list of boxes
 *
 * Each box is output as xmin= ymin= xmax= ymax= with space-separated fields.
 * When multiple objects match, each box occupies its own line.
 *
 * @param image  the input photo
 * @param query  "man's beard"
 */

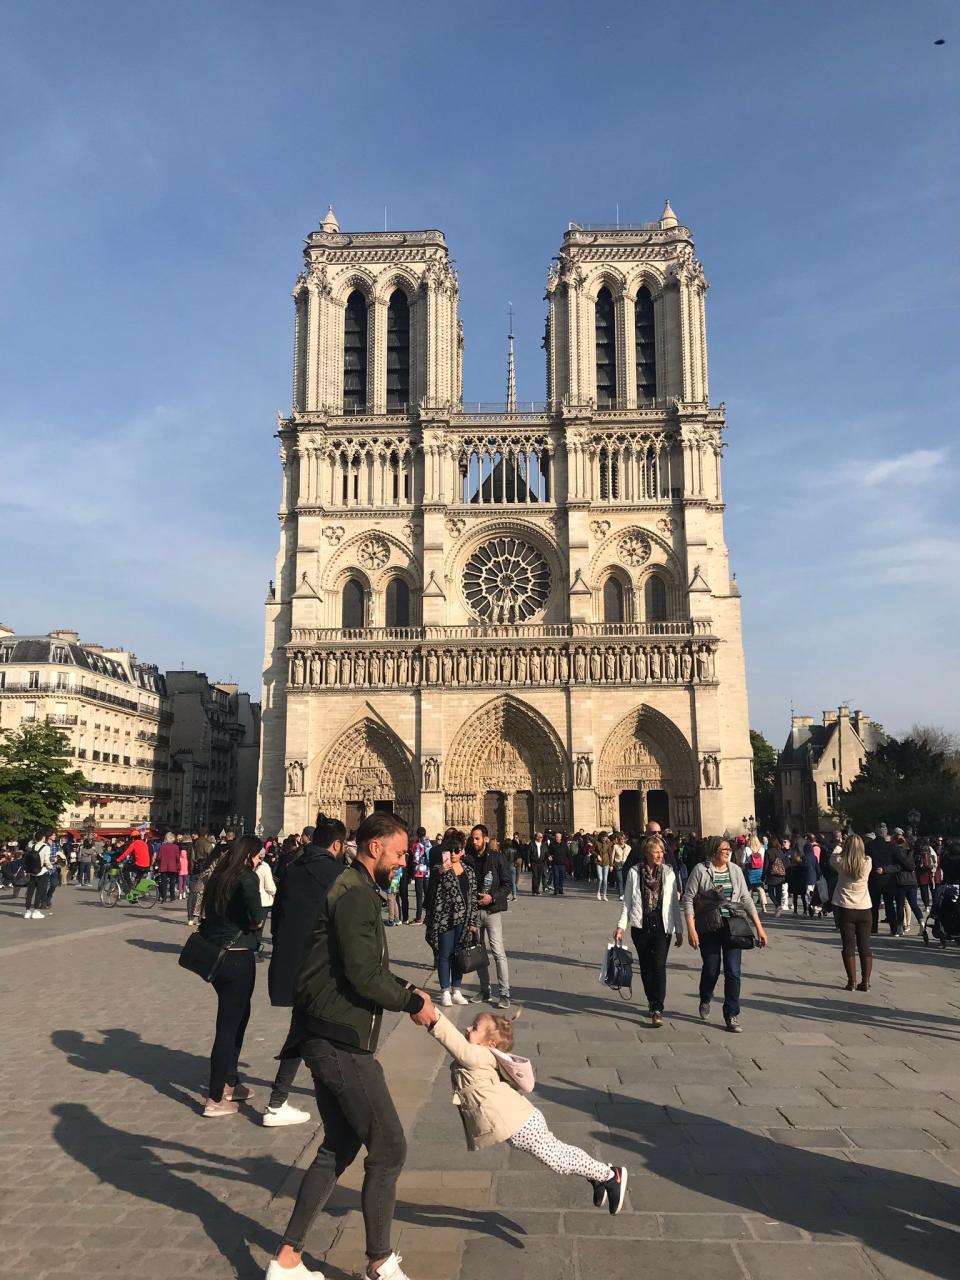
xmin=373 ymin=866 xmax=393 ymax=889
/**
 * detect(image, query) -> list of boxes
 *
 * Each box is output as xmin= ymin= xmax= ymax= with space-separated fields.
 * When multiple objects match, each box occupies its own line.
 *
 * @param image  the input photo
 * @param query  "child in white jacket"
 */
xmin=426 ymin=1009 xmax=628 ymax=1213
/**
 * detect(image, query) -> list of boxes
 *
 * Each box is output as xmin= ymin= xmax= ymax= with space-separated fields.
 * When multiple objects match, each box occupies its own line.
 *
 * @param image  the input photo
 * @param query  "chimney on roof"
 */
xmin=791 ymin=715 xmax=814 ymax=729
xmin=49 ymin=629 xmax=79 ymax=642
xmin=823 ymin=710 xmax=838 ymax=725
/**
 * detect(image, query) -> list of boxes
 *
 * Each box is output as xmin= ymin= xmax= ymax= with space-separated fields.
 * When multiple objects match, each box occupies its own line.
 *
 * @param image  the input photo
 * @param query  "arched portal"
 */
xmin=444 ymin=696 xmax=569 ymax=841
xmin=314 ymin=718 xmax=416 ymax=832
xmin=596 ymin=704 xmax=696 ymax=833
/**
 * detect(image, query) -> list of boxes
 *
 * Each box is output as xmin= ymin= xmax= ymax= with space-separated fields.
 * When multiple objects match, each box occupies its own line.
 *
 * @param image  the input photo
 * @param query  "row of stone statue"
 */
xmin=288 ymin=642 xmax=717 ymax=690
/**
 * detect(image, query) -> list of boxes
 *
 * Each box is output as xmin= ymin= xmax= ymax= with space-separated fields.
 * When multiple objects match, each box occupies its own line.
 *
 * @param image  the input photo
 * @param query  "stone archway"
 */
xmin=597 ymin=704 xmax=696 ymax=832
xmin=314 ymin=718 xmax=416 ymax=830
xmin=444 ymin=696 xmax=569 ymax=840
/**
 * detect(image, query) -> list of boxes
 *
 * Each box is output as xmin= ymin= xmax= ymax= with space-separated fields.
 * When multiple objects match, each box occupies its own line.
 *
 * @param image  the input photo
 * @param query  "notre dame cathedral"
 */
xmin=257 ymin=202 xmax=753 ymax=841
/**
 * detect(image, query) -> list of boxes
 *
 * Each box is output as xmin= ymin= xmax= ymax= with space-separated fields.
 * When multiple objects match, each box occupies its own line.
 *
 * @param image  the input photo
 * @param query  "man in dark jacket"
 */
xmin=528 ymin=831 xmax=549 ymax=895
xmin=465 ymin=823 xmax=513 ymax=1009
xmin=263 ymin=816 xmax=347 ymax=1126
xmin=270 ymin=812 xmax=434 ymax=1280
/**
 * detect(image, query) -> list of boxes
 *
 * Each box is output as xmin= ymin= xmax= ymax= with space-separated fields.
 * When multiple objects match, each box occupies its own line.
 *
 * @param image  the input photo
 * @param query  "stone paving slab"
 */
xmin=3 ymin=878 xmax=960 ymax=1279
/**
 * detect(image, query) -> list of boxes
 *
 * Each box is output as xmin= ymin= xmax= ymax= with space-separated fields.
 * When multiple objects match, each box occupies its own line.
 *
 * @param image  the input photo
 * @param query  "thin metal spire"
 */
xmin=505 ymin=302 xmax=517 ymax=412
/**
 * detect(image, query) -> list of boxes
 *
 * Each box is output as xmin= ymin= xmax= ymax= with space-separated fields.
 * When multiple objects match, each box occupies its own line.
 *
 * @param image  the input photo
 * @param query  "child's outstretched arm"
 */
xmin=427 ymin=1011 xmax=499 ymax=1069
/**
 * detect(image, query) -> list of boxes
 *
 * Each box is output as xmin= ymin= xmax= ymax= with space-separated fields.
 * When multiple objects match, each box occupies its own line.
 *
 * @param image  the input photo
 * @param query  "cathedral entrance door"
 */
xmin=646 ymin=789 xmax=670 ymax=827
xmin=373 ymin=800 xmax=394 ymax=814
xmin=513 ymin=791 xmax=533 ymax=842
xmin=483 ymin=791 xmax=506 ymax=845
xmin=344 ymin=800 xmax=365 ymax=836
xmin=618 ymin=790 xmax=643 ymax=836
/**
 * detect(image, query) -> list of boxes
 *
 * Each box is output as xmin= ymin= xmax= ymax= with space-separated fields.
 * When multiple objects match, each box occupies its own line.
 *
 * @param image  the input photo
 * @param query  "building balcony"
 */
xmin=46 ymin=714 xmax=78 ymax=726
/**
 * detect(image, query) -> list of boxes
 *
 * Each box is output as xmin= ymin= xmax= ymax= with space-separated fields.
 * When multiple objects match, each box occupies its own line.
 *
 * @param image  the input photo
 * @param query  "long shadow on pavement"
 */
xmin=530 ymin=1076 xmax=960 ymax=1279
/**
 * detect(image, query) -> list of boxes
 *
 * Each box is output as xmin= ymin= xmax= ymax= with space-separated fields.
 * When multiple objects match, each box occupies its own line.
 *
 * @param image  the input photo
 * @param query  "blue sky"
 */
xmin=2 ymin=1 xmax=957 ymax=745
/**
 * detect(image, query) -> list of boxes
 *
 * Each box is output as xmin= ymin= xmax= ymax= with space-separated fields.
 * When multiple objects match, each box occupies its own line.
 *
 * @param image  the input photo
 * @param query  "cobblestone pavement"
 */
xmin=3 ymin=879 xmax=960 ymax=1280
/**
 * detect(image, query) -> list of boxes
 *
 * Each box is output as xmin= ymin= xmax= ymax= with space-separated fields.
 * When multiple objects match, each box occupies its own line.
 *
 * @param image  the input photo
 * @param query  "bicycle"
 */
xmin=99 ymin=866 xmax=160 ymax=910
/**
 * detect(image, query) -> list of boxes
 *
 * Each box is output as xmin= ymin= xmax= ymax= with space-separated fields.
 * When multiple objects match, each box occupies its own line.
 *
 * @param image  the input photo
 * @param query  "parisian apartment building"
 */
xmin=0 ymin=626 xmax=260 ymax=836
xmin=777 ymin=705 xmax=884 ymax=831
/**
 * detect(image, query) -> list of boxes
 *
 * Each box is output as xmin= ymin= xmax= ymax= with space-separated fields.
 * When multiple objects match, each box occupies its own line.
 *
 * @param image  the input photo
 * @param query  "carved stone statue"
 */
xmin=589 ymin=648 xmax=601 ymax=682
xmin=604 ymin=649 xmax=616 ymax=681
xmin=384 ymin=652 xmax=395 ymax=684
xmin=574 ymin=648 xmax=586 ymax=682
xmin=650 ymin=648 xmax=662 ymax=680
xmin=636 ymin=647 xmax=647 ymax=680
xmin=456 ymin=651 xmax=467 ymax=683
xmin=427 ymin=651 xmax=439 ymax=683
xmin=516 ymin=649 xmax=528 ymax=683
xmin=665 ymin=647 xmax=677 ymax=681
xmin=680 ymin=647 xmax=693 ymax=683
xmin=339 ymin=653 xmax=351 ymax=684
xmin=398 ymin=651 xmax=409 ymax=685
xmin=575 ymin=755 xmax=591 ymax=788
xmin=696 ymin=647 xmax=708 ymax=680
xmin=559 ymin=651 xmax=570 ymax=683
xmin=485 ymin=650 xmax=497 ymax=682
xmin=500 ymin=649 xmax=512 ymax=682
xmin=285 ymin=761 xmax=304 ymax=795
xmin=292 ymin=653 xmax=305 ymax=686
xmin=423 ymin=757 xmax=439 ymax=791
xmin=442 ymin=650 xmax=454 ymax=683
xmin=411 ymin=651 xmax=422 ymax=684
xmin=530 ymin=648 xmax=542 ymax=683
xmin=544 ymin=649 xmax=556 ymax=683
xmin=354 ymin=653 xmax=367 ymax=684
xmin=471 ymin=650 xmax=482 ymax=683
xmin=619 ymin=647 xmax=632 ymax=681
xmin=370 ymin=651 xmax=382 ymax=685
xmin=309 ymin=653 xmax=320 ymax=686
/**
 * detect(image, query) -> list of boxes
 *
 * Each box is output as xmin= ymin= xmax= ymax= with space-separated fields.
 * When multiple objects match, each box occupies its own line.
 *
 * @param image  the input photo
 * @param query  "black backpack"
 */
xmin=23 ymin=845 xmax=42 ymax=875
xmin=935 ymin=885 xmax=960 ymax=939
xmin=603 ymin=943 xmax=633 ymax=999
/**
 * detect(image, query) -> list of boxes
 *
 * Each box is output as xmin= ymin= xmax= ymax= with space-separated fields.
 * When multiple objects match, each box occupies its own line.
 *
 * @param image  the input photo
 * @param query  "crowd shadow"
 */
xmin=126 ymin=937 xmax=184 ymax=954
xmin=526 ymin=1073 xmax=960 ymax=1277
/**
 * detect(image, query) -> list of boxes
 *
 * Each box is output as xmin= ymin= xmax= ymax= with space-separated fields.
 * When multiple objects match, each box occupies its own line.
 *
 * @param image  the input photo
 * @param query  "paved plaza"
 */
xmin=2 ymin=880 xmax=959 ymax=1280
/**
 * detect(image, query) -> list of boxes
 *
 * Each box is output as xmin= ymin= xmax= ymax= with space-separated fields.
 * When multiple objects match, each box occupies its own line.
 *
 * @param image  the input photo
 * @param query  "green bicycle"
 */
xmin=99 ymin=866 xmax=160 ymax=910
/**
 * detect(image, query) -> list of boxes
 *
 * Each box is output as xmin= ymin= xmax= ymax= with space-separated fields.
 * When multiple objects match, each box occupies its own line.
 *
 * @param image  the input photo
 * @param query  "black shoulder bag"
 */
xmin=178 ymin=927 xmax=242 ymax=982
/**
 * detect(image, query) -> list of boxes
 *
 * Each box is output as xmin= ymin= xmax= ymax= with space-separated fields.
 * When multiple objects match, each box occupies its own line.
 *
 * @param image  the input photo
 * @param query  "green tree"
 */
xmin=750 ymin=729 xmax=778 ymax=829
xmin=0 ymin=721 xmax=87 ymax=842
xmin=838 ymin=736 xmax=960 ymax=835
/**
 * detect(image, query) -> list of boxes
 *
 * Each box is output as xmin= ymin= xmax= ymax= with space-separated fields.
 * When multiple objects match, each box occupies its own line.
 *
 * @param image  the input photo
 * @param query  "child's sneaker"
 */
xmin=591 ymin=1180 xmax=607 ymax=1208
xmin=604 ymin=1166 xmax=628 ymax=1215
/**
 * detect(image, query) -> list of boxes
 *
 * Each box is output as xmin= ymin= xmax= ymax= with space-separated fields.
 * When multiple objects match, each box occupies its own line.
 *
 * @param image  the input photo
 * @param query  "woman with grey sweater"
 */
xmin=682 ymin=837 xmax=768 ymax=1032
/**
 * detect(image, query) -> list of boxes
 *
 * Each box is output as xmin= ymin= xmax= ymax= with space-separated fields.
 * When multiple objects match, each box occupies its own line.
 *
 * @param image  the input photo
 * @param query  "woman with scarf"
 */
xmin=613 ymin=835 xmax=683 ymax=1028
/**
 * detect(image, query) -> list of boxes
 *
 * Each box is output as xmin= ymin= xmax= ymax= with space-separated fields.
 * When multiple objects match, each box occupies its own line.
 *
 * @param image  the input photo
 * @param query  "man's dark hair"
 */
xmin=356 ymin=811 xmax=408 ymax=851
xmin=471 ymin=824 xmax=488 ymax=838
xmin=315 ymin=816 xmax=347 ymax=849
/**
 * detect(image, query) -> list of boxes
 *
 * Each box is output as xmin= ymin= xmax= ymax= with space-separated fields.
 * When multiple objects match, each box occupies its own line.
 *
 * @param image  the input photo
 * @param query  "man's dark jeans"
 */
xmin=282 ymin=1037 xmax=406 ymax=1261
xmin=698 ymin=930 xmax=742 ymax=1020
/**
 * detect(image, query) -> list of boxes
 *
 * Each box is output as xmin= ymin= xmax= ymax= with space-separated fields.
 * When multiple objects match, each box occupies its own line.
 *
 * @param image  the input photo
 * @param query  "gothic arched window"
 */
xmin=386 ymin=290 xmax=410 ymax=411
xmin=635 ymin=285 xmax=657 ymax=404
xmin=343 ymin=291 xmax=368 ymax=412
xmin=645 ymin=574 xmax=667 ymax=622
xmin=385 ymin=578 xmax=410 ymax=628
xmin=341 ymin=577 xmax=366 ymax=629
xmin=595 ymin=286 xmax=617 ymax=408
xmin=603 ymin=577 xmax=625 ymax=625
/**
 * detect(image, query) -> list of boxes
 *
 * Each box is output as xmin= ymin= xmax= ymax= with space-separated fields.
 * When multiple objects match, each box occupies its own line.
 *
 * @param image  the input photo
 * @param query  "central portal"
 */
xmin=482 ymin=789 xmax=534 ymax=844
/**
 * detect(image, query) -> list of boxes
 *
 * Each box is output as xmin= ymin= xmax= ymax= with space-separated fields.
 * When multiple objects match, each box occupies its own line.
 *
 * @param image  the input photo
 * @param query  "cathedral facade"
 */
xmin=257 ymin=203 xmax=753 ymax=841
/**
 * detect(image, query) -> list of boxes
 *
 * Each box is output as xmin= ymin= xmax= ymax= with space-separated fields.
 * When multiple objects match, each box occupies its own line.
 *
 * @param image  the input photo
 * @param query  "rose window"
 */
xmin=463 ymin=538 xmax=550 ymax=623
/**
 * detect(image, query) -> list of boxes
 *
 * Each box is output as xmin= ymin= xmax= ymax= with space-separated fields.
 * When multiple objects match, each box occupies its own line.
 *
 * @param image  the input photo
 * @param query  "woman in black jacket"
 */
xmin=199 ymin=834 xmax=265 ymax=1117
xmin=424 ymin=831 xmax=478 ymax=1006
xmin=891 ymin=836 xmax=927 ymax=940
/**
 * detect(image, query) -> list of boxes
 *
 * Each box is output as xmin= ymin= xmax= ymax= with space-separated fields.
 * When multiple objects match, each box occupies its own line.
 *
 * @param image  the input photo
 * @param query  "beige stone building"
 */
xmin=778 ymin=705 xmax=884 ymax=831
xmin=0 ymin=626 xmax=173 ymax=832
xmin=258 ymin=204 xmax=753 ymax=841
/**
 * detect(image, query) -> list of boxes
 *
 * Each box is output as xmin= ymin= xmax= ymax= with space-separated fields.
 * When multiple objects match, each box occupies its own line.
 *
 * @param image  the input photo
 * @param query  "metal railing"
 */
xmin=46 ymin=714 xmax=78 ymax=726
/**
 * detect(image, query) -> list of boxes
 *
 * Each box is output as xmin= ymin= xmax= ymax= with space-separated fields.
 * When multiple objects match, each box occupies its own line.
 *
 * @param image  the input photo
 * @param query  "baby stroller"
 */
xmin=929 ymin=882 xmax=960 ymax=948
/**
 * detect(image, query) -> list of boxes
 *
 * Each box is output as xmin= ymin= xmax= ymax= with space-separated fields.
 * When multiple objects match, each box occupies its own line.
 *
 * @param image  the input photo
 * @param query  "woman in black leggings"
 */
xmin=831 ymin=834 xmax=873 ymax=991
xmin=198 ymin=835 xmax=265 ymax=1117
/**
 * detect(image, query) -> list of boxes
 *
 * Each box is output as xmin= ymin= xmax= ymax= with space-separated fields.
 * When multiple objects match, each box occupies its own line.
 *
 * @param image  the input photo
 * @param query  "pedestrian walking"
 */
xmin=682 ymin=836 xmax=769 ymax=1032
xmin=466 ymin=824 xmax=513 ymax=1009
xmin=156 ymin=832 xmax=181 ymax=904
xmin=765 ymin=837 xmax=788 ymax=914
xmin=199 ymin=834 xmax=266 ymax=1117
xmin=23 ymin=830 xmax=53 ymax=919
xmin=547 ymin=830 xmax=567 ymax=896
xmin=831 ymin=834 xmax=874 ymax=991
xmin=177 ymin=844 xmax=190 ymax=898
xmin=890 ymin=834 xmax=927 ymax=939
xmin=264 ymin=817 xmax=346 ymax=1128
xmin=424 ymin=831 xmax=478 ymax=1006
xmin=423 ymin=1008 xmax=628 ymax=1213
xmin=528 ymin=831 xmax=548 ymax=896
xmin=613 ymin=834 xmax=683 ymax=1027
xmin=266 ymin=811 xmax=436 ymax=1280
xmin=596 ymin=831 xmax=613 ymax=901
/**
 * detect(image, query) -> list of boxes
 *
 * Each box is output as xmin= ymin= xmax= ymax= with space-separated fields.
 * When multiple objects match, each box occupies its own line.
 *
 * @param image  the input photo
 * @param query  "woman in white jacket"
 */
xmin=613 ymin=836 xmax=684 ymax=1027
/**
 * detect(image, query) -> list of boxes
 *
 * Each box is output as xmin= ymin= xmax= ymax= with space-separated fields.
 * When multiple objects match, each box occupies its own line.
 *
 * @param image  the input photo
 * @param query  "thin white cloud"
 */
xmin=860 ymin=448 xmax=949 ymax=489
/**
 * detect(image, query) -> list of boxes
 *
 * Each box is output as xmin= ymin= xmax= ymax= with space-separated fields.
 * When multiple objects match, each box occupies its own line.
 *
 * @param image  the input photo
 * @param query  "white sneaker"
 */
xmin=23 ymin=910 xmax=32 ymax=919
xmin=369 ymin=1254 xmax=411 ymax=1280
xmin=265 ymin=1260 xmax=324 ymax=1280
xmin=263 ymin=1101 xmax=312 ymax=1127
xmin=440 ymin=989 xmax=453 ymax=1007
xmin=603 ymin=894 xmax=608 ymax=901
xmin=596 ymin=892 xmax=602 ymax=900
xmin=32 ymin=910 xmax=45 ymax=919
xmin=451 ymin=989 xmax=469 ymax=1005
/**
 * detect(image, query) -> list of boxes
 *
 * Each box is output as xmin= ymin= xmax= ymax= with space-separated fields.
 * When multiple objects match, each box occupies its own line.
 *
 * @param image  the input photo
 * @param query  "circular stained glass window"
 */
xmin=463 ymin=537 xmax=551 ymax=623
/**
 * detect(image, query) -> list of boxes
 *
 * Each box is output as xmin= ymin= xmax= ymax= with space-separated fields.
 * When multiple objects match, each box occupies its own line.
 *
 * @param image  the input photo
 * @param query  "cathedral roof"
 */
xmin=659 ymin=200 xmax=678 ymax=229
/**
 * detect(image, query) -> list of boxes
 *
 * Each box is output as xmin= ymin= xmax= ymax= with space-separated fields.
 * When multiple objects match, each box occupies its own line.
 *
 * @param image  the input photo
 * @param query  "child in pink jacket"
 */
xmin=427 ymin=1009 xmax=627 ymax=1213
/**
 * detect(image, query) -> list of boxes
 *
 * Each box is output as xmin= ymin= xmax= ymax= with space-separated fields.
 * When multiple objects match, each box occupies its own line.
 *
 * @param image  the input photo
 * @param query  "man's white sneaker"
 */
xmin=369 ymin=1253 xmax=412 ymax=1280
xmin=265 ymin=1259 xmax=324 ymax=1280
xmin=263 ymin=1101 xmax=311 ymax=1127
xmin=451 ymin=989 xmax=469 ymax=1005
xmin=32 ymin=910 xmax=44 ymax=919
xmin=440 ymin=989 xmax=453 ymax=1007
xmin=23 ymin=910 xmax=32 ymax=919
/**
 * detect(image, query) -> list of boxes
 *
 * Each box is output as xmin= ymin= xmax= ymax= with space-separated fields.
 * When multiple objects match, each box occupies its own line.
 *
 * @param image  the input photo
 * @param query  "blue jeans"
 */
xmin=436 ymin=924 xmax=465 ymax=991
xmin=699 ymin=930 xmax=742 ymax=1020
xmin=552 ymin=864 xmax=565 ymax=894
xmin=597 ymin=865 xmax=610 ymax=895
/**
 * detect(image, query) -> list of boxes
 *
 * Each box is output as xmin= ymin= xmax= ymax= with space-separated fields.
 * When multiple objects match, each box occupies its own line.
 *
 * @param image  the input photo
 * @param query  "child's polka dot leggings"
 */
xmin=508 ymin=1108 xmax=613 ymax=1182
